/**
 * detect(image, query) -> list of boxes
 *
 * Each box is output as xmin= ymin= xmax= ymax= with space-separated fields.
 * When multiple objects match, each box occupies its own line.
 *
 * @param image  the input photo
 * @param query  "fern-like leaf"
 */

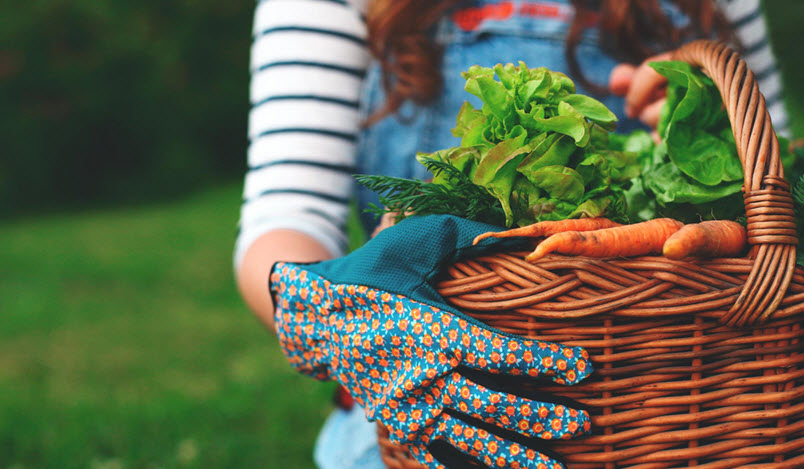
xmin=355 ymin=157 xmax=505 ymax=226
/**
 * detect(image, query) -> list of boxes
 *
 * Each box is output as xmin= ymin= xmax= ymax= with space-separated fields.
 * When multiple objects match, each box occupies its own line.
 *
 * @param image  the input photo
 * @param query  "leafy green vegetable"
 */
xmin=652 ymin=61 xmax=743 ymax=186
xmin=411 ymin=62 xmax=637 ymax=226
xmin=626 ymin=61 xmax=799 ymax=223
xmin=358 ymin=60 xmax=800 ymax=232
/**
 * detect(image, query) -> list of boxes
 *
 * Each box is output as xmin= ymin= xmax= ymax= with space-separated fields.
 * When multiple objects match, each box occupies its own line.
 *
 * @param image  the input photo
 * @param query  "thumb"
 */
xmin=609 ymin=63 xmax=635 ymax=96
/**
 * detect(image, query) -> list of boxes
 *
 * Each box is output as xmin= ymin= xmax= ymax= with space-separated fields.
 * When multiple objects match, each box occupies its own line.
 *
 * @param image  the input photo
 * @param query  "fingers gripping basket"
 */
xmin=378 ymin=40 xmax=804 ymax=468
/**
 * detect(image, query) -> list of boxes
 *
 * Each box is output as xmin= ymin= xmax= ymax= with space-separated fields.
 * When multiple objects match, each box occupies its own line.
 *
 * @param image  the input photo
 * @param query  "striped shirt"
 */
xmin=235 ymin=0 xmax=789 ymax=268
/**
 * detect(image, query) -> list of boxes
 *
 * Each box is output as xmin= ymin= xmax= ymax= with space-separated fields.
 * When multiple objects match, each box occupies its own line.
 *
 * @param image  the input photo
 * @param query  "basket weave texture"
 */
xmin=377 ymin=40 xmax=803 ymax=468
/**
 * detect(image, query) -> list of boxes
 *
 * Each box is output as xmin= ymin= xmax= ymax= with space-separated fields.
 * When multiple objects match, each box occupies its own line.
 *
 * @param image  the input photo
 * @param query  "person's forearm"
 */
xmin=236 ymin=229 xmax=335 ymax=330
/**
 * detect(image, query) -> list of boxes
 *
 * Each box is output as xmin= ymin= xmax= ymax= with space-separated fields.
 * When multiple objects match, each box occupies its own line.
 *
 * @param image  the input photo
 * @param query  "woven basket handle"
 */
xmin=672 ymin=40 xmax=797 ymax=326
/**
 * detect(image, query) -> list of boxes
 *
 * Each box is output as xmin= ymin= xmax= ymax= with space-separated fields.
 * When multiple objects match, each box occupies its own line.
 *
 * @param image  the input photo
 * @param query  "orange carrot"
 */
xmin=472 ymin=218 xmax=622 ymax=245
xmin=662 ymin=220 xmax=746 ymax=260
xmin=525 ymin=218 xmax=684 ymax=262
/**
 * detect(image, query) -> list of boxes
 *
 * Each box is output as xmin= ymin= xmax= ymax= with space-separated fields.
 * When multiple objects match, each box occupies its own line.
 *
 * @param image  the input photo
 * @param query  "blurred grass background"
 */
xmin=1 ymin=1 xmax=802 ymax=468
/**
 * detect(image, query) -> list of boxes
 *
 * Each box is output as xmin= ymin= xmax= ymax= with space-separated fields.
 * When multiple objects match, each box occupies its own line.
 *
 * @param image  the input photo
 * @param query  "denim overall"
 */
xmin=316 ymin=1 xmax=687 ymax=468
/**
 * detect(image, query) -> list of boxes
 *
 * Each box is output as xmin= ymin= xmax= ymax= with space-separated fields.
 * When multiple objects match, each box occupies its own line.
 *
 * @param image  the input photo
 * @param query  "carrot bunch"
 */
xmin=474 ymin=218 xmax=747 ymax=261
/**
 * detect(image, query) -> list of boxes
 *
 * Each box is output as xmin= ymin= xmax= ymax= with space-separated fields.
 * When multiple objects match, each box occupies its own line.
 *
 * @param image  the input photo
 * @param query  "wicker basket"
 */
xmin=378 ymin=40 xmax=803 ymax=468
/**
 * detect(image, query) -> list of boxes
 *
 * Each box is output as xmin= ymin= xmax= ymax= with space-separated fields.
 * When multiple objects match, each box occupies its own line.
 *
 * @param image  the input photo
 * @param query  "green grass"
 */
xmin=0 ymin=183 xmax=337 ymax=469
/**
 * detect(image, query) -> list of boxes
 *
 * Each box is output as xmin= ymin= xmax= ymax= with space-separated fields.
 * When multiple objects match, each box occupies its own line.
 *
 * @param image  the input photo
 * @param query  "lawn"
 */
xmin=0 ymin=183 xmax=337 ymax=469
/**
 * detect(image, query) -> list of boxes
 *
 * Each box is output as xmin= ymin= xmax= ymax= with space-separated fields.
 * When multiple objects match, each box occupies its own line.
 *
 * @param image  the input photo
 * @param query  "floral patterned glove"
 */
xmin=270 ymin=215 xmax=593 ymax=469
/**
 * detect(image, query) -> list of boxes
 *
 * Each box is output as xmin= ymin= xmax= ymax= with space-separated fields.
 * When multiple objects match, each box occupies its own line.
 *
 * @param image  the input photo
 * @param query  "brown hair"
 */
xmin=366 ymin=0 xmax=735 ymax=123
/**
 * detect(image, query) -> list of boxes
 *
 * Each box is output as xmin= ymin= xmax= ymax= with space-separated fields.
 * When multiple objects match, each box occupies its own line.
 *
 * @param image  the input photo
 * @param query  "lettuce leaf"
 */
xmin=421 ymin=62 xmax=639 ymax=226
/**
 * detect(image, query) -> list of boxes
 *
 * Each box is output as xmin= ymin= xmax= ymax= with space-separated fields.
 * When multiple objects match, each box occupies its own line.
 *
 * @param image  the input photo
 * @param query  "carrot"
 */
xmin=472 ymin=218 xmax=622 ymax=245
xmin=525 ymin=218 xmax=684 ymax=262
xmin=662 ymin=220 xmax=746 ymax=260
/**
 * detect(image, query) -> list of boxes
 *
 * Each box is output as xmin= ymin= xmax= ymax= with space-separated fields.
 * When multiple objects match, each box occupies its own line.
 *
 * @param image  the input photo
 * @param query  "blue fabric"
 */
xmin=314 ymin=405 xmax=385 ymax=469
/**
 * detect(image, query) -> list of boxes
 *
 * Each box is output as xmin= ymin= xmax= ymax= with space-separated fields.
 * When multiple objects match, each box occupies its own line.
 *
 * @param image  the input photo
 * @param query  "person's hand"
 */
xmin=371 ymin=211 xmax=399 ymax=238
xmin=270 ymin=215 xmax=593 ymax=469
xmin=609 ymin=52 xmax=672 ymax=137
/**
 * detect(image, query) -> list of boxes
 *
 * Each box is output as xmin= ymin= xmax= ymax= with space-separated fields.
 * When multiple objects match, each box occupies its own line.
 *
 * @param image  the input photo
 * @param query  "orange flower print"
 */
xmin=551 ymin=418 xmax=562 ymax=431
xmin=577 ymin=359 xmax=587 ymax=372
xmin=460 ymin=386 xmax=471 ymax=399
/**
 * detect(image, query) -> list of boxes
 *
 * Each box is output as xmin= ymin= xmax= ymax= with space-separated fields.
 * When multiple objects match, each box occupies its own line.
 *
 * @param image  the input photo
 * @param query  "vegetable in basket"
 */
xmin=622 ymin=60 xmax=804 ymax=224
xmin=357 ymin=62 xmax=640 ymax=227
xmin=359 ymin=59 xmax=803 ymax=266
xmin=269 ymin=215 xmax=593 ymax=469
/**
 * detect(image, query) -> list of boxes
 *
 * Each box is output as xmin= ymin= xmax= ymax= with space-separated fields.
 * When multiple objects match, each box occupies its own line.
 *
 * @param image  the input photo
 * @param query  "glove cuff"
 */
xmin=270 ymin=262 xmax=334 ymax=381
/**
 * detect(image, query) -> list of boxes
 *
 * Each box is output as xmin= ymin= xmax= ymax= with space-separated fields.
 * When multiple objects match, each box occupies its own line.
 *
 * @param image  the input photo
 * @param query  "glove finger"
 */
xmin=462 ymin=328 xmax=592 ymax=385
xmin=445 ymin=372 xmax=591 ymax=440
xmin=434 ymin=413 xmax=567 ymax=469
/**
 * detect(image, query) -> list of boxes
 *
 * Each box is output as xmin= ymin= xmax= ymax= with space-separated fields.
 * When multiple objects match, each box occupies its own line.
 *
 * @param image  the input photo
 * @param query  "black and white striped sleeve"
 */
xmin=235 ymin=0 xmax=370 ymax=268
xmin=717 ymin=0 xmax=790 ymax=137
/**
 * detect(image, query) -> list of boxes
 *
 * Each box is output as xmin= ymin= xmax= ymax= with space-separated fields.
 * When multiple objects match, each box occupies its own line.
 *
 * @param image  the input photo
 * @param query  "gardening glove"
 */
xmin=269 ymin=214 xmax=593 ymax=469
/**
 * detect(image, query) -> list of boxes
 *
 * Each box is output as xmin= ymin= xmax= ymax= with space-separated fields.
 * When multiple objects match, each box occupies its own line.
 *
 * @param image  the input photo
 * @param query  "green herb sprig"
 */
xmin=355 ymin=157 xmax=505 ymax=225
